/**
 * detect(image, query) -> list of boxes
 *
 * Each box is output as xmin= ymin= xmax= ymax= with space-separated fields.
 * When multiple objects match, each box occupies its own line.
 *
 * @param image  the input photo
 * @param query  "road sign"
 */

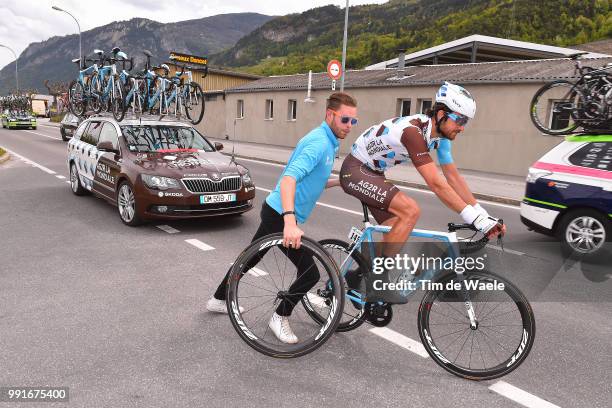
xmin=327 ymin=60 xmax=342 ymax=81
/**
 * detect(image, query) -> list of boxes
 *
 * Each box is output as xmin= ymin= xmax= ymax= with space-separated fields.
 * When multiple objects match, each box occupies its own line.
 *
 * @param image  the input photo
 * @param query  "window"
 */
xmin=568 ymin=142 xmax=612 ymax=170
xmin=98 ymin=122 xmax=119 ymax=151
xmin=287 ymin=99 xmax=297 ymax=121
xmin=397 ymin=99 xmax=411 ymax=117
xmin=120 ymin=125 xmax=215 ymax=152
xmin=419 ymin=99 xmax=432 ymax=114
xmin=81 ymin=121 xmax=103 ymax=146
xmin=549 ymin=101 xmax=573 ymax=131
xmin=265 ymin=99 xmax=274 ymax=120
xmin=236 ymin=99 xmax=244 ymax=119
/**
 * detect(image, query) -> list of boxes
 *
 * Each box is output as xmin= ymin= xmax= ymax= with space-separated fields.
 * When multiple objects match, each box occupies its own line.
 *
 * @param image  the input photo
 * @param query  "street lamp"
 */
xmin=340 ymin=0 xmax=349 ymax=91
xmin=52 ymin=5 xmax=81 ymax=67
xmin=0 ymin=44 xmax=18 ymax=93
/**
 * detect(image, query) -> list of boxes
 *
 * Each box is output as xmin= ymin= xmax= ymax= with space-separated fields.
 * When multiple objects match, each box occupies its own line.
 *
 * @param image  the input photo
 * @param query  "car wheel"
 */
xmin=60 ymin=127 xmax=69 ymax=142
xmin=117 ymin=182 xmax=142 ymax=226
xmin=558 ymin=209 xmax=611 ymax=259
xmin=70 ymin=162 xmax=87 ymax=196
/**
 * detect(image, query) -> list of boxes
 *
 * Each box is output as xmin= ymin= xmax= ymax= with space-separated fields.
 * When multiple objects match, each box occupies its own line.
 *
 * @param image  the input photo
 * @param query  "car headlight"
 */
xmin=526 ymin=168 xmax=553 ymax=183
xmin=142 ymin=174 xmax=180 ymax=190
xmin=242 ymin=171 xmax=252 ymax=184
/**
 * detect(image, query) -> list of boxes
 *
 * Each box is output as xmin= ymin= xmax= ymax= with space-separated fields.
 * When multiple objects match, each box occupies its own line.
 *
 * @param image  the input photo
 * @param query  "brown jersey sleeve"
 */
xmin=400 ymin=124 xmax=433 ymax=167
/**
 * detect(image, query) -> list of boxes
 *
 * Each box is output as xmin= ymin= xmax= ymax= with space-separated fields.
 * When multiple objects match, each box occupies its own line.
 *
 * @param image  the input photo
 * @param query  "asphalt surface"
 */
xmin=1 ymin=124 xmax=611 ymax=408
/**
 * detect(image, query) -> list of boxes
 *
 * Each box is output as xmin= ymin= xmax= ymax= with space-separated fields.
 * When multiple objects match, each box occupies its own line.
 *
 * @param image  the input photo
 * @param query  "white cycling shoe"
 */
xmin=268 ymin=312 xmax=299 ymax=344
xmin=206 ymin=297 xmax=244 ymax=314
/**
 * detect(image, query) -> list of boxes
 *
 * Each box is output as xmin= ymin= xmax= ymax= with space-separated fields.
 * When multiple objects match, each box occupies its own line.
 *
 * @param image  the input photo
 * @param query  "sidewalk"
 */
xmin=209 ymin=137 xmax=526 ymax=206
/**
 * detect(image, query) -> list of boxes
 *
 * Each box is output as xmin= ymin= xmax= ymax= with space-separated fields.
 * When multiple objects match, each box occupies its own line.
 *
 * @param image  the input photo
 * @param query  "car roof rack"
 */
xmin=83 ymin=111 xmax=194 ymax=124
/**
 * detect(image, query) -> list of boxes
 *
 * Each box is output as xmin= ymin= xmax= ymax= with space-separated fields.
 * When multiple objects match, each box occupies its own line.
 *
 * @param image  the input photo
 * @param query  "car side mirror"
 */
xmin=214 ymin=142 xmax=224 ymax=151
xmin=97 ymin=140 xmax=119 ymax=154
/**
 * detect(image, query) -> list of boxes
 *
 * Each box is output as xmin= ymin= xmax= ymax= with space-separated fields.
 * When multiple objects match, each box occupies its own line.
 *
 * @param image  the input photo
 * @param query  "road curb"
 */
xmin=222 ymin=152 xmax=522 ymax=207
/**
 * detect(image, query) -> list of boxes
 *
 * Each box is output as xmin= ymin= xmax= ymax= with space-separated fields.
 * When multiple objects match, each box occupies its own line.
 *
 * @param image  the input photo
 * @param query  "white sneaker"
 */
xmin=206 ymin=297 xmax=245 ymax=314
xmin=268 ymin=312 xmax=299 ymax=344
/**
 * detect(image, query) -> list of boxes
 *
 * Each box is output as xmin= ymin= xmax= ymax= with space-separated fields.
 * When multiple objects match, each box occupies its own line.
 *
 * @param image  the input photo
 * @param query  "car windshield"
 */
xmin=120 ymin=125 xmax=215 ymax=153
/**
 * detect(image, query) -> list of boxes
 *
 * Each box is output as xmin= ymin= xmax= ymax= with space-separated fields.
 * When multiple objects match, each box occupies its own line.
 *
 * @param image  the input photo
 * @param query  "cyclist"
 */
xmin=207 ymin=92 xmax=358 ymax=344
xmin=340 ymin=82 xmax=505 ymax=299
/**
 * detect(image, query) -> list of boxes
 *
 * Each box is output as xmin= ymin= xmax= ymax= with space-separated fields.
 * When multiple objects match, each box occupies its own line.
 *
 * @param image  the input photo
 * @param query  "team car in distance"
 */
xmin=60 ymin=112 xmax=82 ymax=141
xmin=67 ymin=116 xmax=256 ymax=225
xmin=521 ymin=133 xmax=612 ymax=258
xmin=1 ymin=110 xmax=37 ymax=129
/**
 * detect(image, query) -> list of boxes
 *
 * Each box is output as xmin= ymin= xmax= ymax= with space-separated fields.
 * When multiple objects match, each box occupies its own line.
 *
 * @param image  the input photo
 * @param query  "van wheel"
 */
xmin=558 ymin=209 xmax=611 ymax=259
xmin=117 ymin=182 xmax=142 ymax=226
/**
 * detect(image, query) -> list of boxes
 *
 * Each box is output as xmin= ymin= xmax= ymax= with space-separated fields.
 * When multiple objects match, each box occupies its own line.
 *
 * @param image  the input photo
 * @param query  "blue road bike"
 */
xmin=226 ymin=202 xmax=535 ymax=380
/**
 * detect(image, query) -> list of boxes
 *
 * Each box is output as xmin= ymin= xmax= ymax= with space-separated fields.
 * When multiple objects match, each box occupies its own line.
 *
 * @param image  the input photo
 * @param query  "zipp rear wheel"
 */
xmin=226 ymin=233 xmax=344 ymax=358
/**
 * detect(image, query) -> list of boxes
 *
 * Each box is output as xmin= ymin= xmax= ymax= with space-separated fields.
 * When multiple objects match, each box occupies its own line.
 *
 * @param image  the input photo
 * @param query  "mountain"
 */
xmin=0 ymin=13 xmax=273 ymax=94
xmin=210 ymin=0 xmax=612 ymax=75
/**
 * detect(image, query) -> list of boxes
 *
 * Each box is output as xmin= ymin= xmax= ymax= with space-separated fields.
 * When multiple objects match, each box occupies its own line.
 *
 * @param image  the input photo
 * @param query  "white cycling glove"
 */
xmin=473 ymin=203 xmax=489 ymax=218
xmin=460 ymin=205 xmax=499 ymax=234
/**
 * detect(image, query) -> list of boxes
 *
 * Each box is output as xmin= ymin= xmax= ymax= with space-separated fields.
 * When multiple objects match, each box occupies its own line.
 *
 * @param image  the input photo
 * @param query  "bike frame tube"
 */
xmin=337 ymin=223 xmax=461 ymax=305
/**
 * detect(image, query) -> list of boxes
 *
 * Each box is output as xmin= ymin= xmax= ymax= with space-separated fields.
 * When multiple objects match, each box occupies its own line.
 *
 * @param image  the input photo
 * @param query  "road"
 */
xmin=1 ymin=123 xmax=610 ymax=408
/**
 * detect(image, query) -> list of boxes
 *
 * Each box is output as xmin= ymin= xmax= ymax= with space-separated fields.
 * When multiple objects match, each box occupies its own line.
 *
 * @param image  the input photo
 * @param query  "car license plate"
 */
xmin=200 ymin=193 xmax=236 ymax=204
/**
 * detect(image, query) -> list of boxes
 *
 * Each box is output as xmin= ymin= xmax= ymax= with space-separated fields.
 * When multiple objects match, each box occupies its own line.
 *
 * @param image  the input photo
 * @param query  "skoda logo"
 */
xmin=211 ymin=173 xmax=220 ymax=181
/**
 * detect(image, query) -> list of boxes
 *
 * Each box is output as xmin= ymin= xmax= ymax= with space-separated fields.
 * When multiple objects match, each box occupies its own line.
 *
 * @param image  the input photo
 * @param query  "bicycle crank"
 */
xmin=365 ymin=303 xmax=393 ymax=327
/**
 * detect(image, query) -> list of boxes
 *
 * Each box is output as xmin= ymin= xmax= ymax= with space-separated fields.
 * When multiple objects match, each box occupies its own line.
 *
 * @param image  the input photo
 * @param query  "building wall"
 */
xmin=196 ymin=94 xmax=226 ymax=139
xmin=166 ymin=64 xmax=257 ymax=92
xmin=220 ymin=83 xmax=564 ymax=177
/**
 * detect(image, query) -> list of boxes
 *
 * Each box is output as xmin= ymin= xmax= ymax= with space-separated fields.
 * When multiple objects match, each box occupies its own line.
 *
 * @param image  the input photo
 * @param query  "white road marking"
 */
xmin=66 ymin=181 xmax=71 ymax=184
xmin=305 ymin=292 xmax=327 ymax=309
xmin=185 ymin=239 xmax=215 ymax=251
xmin=489 ymin=381 xmax=562 ymax=408
xmin=368 ymin=327 xmax=429 ymax=358
xmin=22 ymin=130 xmax=62 ymax=141
xmin=55 ymin=175 xmax=66 ymax=179
xmin=1 ymin=148 xmax=56 ymax=175
xmin=227 ymin=262 xmax=268 ymax=277
xmin=485 ymin=244 xmax=525 ymax=256
xmin=232 ymin=156 xmax=286 ymax=168
xmin=247 ymin=267 xmax=268 ymax=277
xmin=156 ymin=225 xmax=180 ymax=234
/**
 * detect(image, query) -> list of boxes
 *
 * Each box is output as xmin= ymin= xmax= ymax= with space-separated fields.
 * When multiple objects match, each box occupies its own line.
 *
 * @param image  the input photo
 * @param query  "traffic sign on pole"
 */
xmin=327 ymin=60 xmax=342 ymax=81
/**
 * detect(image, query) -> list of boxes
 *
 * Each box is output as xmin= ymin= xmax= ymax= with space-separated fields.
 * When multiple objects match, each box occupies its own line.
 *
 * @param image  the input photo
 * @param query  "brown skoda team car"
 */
xmin=67 ymin=117 xmax=256 ymax=225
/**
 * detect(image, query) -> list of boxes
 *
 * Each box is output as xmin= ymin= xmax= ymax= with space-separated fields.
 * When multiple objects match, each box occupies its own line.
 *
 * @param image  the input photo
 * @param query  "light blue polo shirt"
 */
xmin=266 ymin=122 xmax=339 ymax=223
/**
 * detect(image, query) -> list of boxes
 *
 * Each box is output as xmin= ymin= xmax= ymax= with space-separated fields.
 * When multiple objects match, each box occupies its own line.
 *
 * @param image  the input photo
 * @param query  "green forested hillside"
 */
xmin=211 ymin=0 xmax=611 ymax=75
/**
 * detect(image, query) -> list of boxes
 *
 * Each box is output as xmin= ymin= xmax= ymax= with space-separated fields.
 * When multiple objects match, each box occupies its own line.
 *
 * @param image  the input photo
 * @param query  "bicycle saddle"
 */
xmin=94 ymin=49 xmax=104 ymax=56
xmin=143 ymin=50 xmax=153 ymax=57
xmin=112 ymin=47 xmax=121 ymax=54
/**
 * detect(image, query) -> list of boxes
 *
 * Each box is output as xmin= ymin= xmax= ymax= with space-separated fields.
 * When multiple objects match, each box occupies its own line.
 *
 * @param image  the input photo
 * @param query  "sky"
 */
xmin=0 ymin=0 xmax=389 ymax=69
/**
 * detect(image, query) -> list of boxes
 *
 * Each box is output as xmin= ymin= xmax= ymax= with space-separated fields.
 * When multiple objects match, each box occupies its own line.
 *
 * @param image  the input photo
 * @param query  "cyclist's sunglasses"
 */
xmin=331 ymin=110 xmax=358 ymax=125
xmin=447 ymin=112 xmax=469 ymax=126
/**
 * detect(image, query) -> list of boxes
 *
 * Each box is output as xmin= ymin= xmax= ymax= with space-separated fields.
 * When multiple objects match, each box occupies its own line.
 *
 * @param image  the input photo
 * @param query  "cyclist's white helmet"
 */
xmin=435 ymin=82 xmax=476 ymax=119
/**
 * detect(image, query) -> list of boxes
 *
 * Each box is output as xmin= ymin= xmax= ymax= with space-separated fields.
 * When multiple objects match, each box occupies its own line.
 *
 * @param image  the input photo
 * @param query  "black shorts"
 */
xmin=340 ymin=154 xmax=400 ymax=223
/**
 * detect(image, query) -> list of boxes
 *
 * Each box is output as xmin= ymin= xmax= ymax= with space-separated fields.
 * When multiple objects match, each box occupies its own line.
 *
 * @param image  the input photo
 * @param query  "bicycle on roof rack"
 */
xmin=530 ymin=52 xmax=612 ymax=135
xmin=69 ymin=48 xmax=206 ymax=125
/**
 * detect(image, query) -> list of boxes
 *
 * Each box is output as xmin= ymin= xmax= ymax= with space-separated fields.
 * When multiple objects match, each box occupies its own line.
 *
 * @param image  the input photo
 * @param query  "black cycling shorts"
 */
xmin=340 ymin=154 xmax=400 ymax=224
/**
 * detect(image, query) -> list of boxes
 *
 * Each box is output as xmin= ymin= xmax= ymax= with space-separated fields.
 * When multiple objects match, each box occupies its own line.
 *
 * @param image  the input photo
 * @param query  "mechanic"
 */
xmin=207 ymin=92 xmax=358 ymax=344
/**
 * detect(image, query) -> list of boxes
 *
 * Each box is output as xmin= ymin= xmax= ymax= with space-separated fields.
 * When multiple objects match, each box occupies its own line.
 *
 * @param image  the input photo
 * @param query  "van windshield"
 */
xmin=120 ymin=125 xmax=215 ymax=153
